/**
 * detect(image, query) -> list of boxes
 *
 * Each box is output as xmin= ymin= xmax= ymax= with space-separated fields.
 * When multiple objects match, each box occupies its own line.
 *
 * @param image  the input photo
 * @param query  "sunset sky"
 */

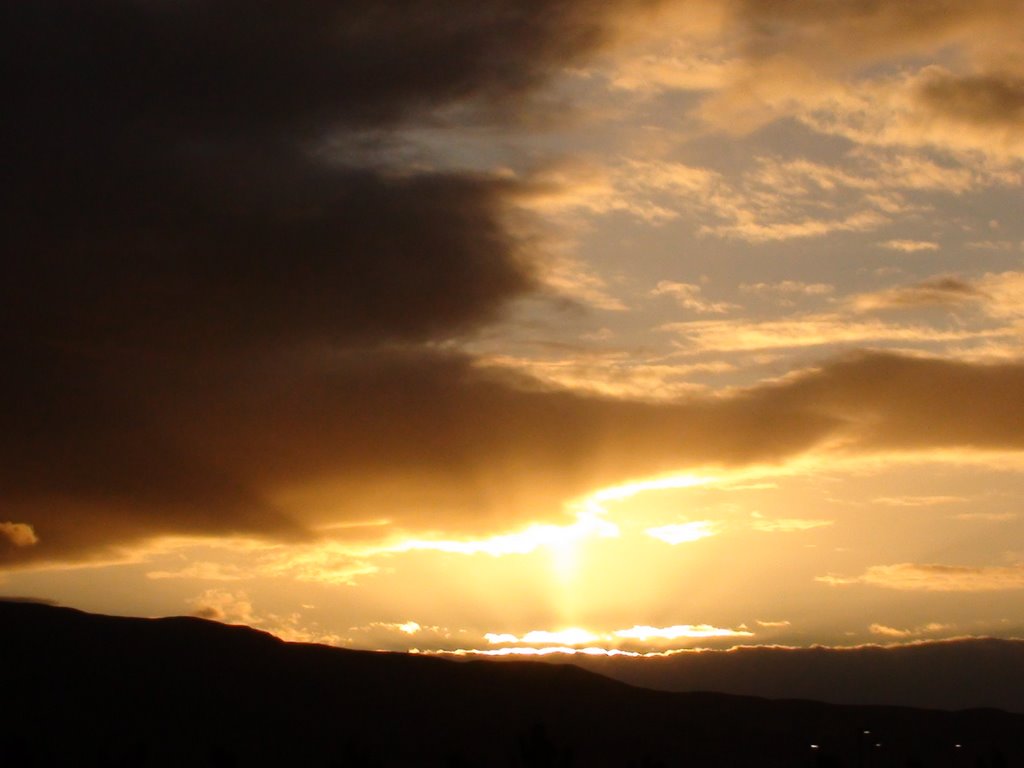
xmin=4 ymin=0 xmax=1024 ymax=659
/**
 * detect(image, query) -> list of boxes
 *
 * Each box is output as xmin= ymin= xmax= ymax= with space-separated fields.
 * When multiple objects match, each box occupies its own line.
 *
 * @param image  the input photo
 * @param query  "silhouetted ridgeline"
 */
xmin=2 ymin=602 xmax=1023 ymax=767
xmin=560 ymin=639 xmax=1024 ymax=713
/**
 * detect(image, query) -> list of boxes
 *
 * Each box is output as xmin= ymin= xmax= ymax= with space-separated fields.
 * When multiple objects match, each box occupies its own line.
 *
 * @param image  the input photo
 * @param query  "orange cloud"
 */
xmin=687 ymin=0 xmax=1024 ymax=157
xmin=651 ymin=281 xmax=738 ymax=314
xmin=869 ymin=622 xmax=953 ymax=638
xmin=187 ymin=589 xmax=341 ymax=644
xmin=0 ymin=522 xmax=38 ymax=548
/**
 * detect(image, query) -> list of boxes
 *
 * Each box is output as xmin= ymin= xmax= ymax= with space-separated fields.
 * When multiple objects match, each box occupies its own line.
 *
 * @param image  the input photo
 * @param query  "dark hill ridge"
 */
xmin=2 ymin=602 xmax=1023 ymax=767
xmin=556 ymin=638 xmax=1024 ymax=714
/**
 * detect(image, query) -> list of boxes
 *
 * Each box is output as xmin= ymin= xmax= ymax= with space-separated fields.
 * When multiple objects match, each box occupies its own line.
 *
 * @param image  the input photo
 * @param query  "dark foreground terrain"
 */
xmin=570 ymin=639 xmax=1024 ymax=714
xmin=2 ymin=602 xmax=1022 ymax=767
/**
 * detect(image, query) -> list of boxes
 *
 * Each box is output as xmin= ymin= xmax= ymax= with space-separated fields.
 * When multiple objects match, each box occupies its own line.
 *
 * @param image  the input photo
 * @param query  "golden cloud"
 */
xmin=869 ymin=622 xmax=953 ymax=638
xmin=0 ymin=522 xmax=38 ymax=548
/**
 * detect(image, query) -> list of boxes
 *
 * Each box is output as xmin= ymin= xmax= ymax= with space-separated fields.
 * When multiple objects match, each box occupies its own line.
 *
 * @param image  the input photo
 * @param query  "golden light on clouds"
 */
xmin=431 ymin=646 xmax=650 ymax=658
xmin=466 ymin=623 xmax=756 ymax=656
xmin=0 ymin=522 xmax=38 ymax=548
xmin=7 ymin=0 xmax=1024 ymax=664
xmin=486 ymin=629 xmax=600 ymax=646
xmin=397 ymin=621 xmax=421 ymax=635
xmin=869 ymin=622 xmax=952 ymax=639
xmin=395 ymin=508 xmax=619 ymax=558
xmin=388 ymin=472 xmax=716 ymax=561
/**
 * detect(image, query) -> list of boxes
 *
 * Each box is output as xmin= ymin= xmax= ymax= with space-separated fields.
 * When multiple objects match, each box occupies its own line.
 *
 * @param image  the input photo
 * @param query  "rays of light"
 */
xmin=395 ymin=509 xmax=619 ymax=557
xmin=393 ymin=472 xmax=717 ymax=557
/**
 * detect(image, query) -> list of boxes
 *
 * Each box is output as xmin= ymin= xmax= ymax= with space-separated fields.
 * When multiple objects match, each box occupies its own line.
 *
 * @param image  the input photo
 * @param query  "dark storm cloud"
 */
xmin=7 ymin=346 xmax=1024 ymax=568
xmin=4 ymin=167 xmax=531 ymax=352
xmin=1 ymin=0 xmax=647 ymax=564
xmin=3 ymin=0 xmax=616 ymax=139
xmin=4 ymin=0 xmax=635 ymax=353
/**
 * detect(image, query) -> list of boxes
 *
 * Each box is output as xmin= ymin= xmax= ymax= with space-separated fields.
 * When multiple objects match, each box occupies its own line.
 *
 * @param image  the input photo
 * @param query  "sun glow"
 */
xmin=486 ymin=628 xmax=600 ymax=645
xmin=384 ymin=471 xmax=725 ymax=624
xmin=614 ymin=624 xmax=753 ymax=641
xmin=396 ymin=507 xmax=618 ymax=558
xmin=587 ymin=472 xmax=717 ymax=504
xmin=390 ymin=472 xmax=717 ymax=560
xmin=480 ymin=623 xmax=753 ymax=651
xmin=434 ymin=646 xmax=648 ymax=657
xmin=645 ymin=521 xmax=721 ymax=545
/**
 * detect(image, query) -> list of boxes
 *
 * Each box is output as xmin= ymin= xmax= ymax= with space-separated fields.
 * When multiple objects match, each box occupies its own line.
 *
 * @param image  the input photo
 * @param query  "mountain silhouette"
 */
xmin=2 ymin=601 xmax=1022 ymax=766
xmin=560 ymin=639 xmax=1024 ymax=713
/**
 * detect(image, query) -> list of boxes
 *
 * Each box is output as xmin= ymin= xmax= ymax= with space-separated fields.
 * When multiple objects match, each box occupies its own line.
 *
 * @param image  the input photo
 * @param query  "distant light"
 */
xmin=810 ymin=744 xmax=819 ymax=750
xmin=955 ymin=744 xmax=962 ymax=749
xmin=863 ymin=730 xmax=871 ymax=735
xmin=874 ymin=743 xmax=882 ymax=748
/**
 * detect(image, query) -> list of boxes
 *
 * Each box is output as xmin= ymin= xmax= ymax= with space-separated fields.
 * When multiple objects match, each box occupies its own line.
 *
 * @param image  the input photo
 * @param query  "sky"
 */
xmin=3 ymin=0 xmax=1024 ymax=660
